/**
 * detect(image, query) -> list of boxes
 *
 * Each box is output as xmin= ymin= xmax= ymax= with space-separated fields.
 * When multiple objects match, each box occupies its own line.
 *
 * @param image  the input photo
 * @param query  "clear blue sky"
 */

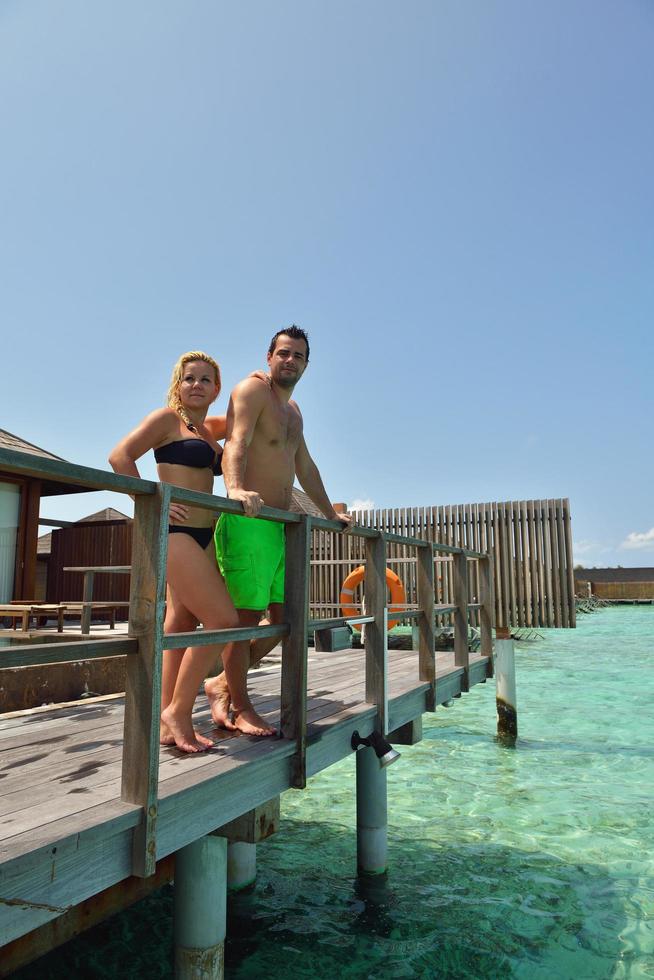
xmin=1 ymin=1 xmax=652 ymax=566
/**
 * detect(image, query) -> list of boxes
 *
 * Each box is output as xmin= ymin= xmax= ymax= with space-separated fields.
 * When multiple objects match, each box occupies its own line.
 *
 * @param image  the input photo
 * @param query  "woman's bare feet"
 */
xmin=232 ymin=707 xmax=276 ymax=737
xmin=160 ymin=706 xmax=213 ymax=753
xmin=205 ymin=678 xmax=236 ymax=730
xmin=160 ymin=720 xmax=213 ymax=749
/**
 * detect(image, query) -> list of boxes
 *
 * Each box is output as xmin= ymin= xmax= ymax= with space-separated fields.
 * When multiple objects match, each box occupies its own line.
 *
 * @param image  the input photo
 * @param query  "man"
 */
xmin=205 ymin=325 xmax=352 ymax=736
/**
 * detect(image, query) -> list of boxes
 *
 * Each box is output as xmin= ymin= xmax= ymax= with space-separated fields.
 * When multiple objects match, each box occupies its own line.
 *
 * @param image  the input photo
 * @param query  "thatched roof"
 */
xmin=76 ymin=508 xmax=131 ymax=524
xmin=0 ymin=428 xmax=63 ymax=461
xmin=0 ymin=428 xmax=90 ymax=496
xmin=290 ymin=487 xmax=328 ymax=519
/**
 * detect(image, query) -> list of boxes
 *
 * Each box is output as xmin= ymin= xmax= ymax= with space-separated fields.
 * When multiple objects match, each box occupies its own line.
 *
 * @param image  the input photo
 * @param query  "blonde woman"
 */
xmin=109 ymin=351 xmax=239 ymax=753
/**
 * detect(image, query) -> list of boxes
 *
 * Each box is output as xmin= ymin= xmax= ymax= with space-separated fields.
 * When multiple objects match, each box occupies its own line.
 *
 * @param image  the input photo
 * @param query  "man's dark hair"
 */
xmin=268 ymin=324 xmax=310 ymax=362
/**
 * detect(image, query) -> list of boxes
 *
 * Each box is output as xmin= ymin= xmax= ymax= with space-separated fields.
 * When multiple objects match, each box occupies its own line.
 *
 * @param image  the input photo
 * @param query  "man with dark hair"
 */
xmin=205 ymin=327 xmax=351 ymax=735
xmin=267 ymin=323 xmax=310 ymax=362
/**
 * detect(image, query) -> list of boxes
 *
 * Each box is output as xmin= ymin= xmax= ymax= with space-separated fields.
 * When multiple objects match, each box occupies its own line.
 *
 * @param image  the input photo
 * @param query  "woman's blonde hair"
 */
xmin=167 ymin=351 xmax=221 ymax=429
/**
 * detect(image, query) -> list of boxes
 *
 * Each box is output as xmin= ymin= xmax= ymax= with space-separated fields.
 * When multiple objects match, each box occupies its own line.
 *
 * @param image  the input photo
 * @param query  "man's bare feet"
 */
xmin=204 ymin=679 xmax=236 ymax=730
xmin=160 ymin=707 xmax=213 ymax=753
xmin=232 ymin=707 xmax=276 ymax=737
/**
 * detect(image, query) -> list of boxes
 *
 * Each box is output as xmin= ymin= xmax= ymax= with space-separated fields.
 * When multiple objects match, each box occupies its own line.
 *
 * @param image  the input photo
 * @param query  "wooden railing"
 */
xmin=0 ymin=448 xmax=493 ymax=878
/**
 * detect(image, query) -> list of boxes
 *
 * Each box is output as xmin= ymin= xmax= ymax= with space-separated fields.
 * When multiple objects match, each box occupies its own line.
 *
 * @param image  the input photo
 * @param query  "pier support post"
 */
xmin=356 ymin=745 xmax=387 ymax=876
xmin=495 ymin=627 xmax=517 ymax=744
xmin=213 ymin=796 xmax=280 ymax=893
xmin=227 ymin=842 xmax=257 ymax=892
xmin=174 ymin=835 xmax=227 ymax=979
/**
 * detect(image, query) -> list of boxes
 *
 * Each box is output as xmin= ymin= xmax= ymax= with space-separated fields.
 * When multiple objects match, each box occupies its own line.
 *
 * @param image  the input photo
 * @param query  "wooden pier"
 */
xmin=0 ymin=448 xmax=494 ymax=977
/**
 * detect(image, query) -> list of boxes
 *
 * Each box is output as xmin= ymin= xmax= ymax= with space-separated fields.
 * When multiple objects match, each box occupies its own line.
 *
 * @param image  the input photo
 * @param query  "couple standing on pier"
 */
xmin=109 ymin=326 xmax=352 ymax=753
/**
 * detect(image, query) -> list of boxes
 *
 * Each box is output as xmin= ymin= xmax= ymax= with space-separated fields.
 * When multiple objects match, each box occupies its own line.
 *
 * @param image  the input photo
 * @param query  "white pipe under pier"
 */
xmin=495 ymin=629 xmax=518 ymax=744
xmin=174 ymin=835 xmax=227 ymax=979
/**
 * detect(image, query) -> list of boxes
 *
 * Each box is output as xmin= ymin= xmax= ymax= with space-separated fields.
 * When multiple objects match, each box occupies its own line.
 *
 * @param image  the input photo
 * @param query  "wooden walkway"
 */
xmin=0 ymin=446 xmax=496 ymax=973
xmin=0 ymin=645 xmax=491 ymax=949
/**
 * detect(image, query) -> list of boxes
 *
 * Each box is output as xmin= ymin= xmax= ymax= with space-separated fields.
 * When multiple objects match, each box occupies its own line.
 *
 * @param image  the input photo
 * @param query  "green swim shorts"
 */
xmin=214 ymin=513 xmax=285 ymax=611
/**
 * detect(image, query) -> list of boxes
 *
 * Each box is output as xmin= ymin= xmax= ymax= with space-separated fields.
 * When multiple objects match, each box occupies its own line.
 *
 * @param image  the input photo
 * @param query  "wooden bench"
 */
xmin=63 ymin=566 xmax=131 ymax=633
xmin=2 ymin=601 xmax=128 ymax=634
xmin=60 ymin=602 xmax=128 ymax=631
xmin=1 ymin=604 xmax=67 ymax=632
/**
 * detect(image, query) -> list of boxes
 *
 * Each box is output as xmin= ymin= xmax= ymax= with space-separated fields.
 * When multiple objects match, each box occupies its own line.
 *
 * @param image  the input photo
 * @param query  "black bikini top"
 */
xmin=154 ymin=438 xmax=222 ymax=475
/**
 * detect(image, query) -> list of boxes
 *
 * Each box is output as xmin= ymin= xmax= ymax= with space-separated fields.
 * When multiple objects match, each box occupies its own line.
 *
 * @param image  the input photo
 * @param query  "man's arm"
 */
xmin=204 ymin=415 xmax=227 ymax=442
xmin=206 ymin=373 xmax=268 ymax=443
xmin=294 ymin=435 xmax=353 ymax=527
xmin=222 ymin=378 xmax=269 ymax=517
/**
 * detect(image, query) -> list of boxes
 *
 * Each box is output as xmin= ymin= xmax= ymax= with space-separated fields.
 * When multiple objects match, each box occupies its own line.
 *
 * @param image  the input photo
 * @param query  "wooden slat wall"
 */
xmin=47 ymin=521 xmax=132 ymax=607
xmin=309 ymin=499 xmax=575 ymax=629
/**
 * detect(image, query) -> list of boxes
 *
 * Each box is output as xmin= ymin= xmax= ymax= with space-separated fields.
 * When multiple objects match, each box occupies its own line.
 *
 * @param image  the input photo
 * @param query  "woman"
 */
xmin=109 ymin=351 xmax=239 ymax=753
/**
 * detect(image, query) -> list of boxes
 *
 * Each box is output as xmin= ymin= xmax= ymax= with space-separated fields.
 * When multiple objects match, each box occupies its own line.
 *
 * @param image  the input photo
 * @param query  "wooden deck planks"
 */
xmin=0 ymin=646 xmax=490 ymax=939
xmin=0 ymin=645 xmax=491 ymax=948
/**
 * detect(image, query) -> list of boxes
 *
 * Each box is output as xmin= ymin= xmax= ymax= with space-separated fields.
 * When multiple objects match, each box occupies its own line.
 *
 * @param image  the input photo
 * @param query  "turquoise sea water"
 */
xmin=12 ymin=606 xmax=654 ymax=978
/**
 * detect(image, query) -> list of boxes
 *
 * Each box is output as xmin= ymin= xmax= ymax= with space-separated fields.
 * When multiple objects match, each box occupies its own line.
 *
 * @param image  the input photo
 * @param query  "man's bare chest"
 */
xmin=256 ymin=400 xmax=303 ymax=449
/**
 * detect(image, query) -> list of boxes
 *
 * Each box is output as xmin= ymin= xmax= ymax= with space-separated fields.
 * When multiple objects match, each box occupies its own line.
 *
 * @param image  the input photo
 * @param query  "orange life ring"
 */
xmin=340 ymin=565 xmax=407 ymax=632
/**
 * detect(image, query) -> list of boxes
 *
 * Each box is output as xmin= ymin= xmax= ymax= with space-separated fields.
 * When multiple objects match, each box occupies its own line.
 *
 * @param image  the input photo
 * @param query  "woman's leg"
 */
xmin=161 ymin=534 xmax=239 ymax=752
xmin=160 ymin=588 xmax=200 ymax=745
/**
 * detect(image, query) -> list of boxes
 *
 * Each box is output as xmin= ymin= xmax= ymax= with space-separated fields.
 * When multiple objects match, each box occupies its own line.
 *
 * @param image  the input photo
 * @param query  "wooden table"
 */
xmin=62 ymin=566 xmax=131 ymax=634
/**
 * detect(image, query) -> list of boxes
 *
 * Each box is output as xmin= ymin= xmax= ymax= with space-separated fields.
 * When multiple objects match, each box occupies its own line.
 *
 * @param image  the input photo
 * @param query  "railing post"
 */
xmin=281 ymin=515 xmax=312 ymax=788
xmin=81 ymin=570 xmax=95 ymax=635
xmin=453 ymin=550 xmax=470 ymax=692
xmin=364 ymin=532 xmax=388 ymax=735
xmin=121 ymin=483 xmax=170 ymax=877
xmin=417 ymin=542 xmax=436 ymax=710
xmin=479 ymin=553 xmax=494 ymax=677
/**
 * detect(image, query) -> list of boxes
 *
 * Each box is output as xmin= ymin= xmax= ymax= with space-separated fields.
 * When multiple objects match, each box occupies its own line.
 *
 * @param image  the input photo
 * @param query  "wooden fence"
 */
xmin=311 ymin=499 xmax=575 ymax=630
xmin=0 ymin=447 xmax=492 ymax=881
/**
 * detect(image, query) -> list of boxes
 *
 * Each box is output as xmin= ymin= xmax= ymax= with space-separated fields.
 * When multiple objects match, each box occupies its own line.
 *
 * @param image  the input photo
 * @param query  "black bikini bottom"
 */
xmin=168 ymin=525 xmax=213 ymax=550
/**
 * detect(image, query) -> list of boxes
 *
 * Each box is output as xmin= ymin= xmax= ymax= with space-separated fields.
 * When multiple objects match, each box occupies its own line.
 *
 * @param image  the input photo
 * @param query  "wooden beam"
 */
xmin=0 ymin=855 xmax=175 ymax=977
xmin=18 ymin=480 xmax=41 ymax=601
xmin=0 ymin=447 xmax=155 ymax=496
xmin=280 ymin=515 xmax=312 ymax=788
xmin=167 ymin=483 xmax=300 ymax=525
xmin=417 ymin=542 xmax=436 ymax=710
xmin=121 ymin=484 xmax=170 ymax=877
xmin=364 ymin=532 xmax=389 ymax=734
xmin=308 ymin=616 xmax=373 ymax=631
xmin=80 ymin=571 xmax=95 ymax=635
xmin=563 ymin=498 xmax=576 ymax=628
xmin=213 ymin=797 xmax=280 ymax=844
xmin=388 ymin=716 xmax=422 ymax=745
xmin=0 ymin=637 xmax=137 ymax=668
xmin=479 ymin=554 xmax=494 ymax=677
xmin=452 ymin=551 xmax=470 ymax=690
xmin=556 ymin=498 xmax=570 ymax=628
xmin=163 ymin=623 xmax=287 ymax=650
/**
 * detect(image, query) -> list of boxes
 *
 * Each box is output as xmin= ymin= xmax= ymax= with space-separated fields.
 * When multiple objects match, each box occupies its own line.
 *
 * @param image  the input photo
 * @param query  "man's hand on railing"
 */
xmin=229 ymin=488 xmax=264 ymax=517
xmin=333 ymin=512 xmax=355 ymax=532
